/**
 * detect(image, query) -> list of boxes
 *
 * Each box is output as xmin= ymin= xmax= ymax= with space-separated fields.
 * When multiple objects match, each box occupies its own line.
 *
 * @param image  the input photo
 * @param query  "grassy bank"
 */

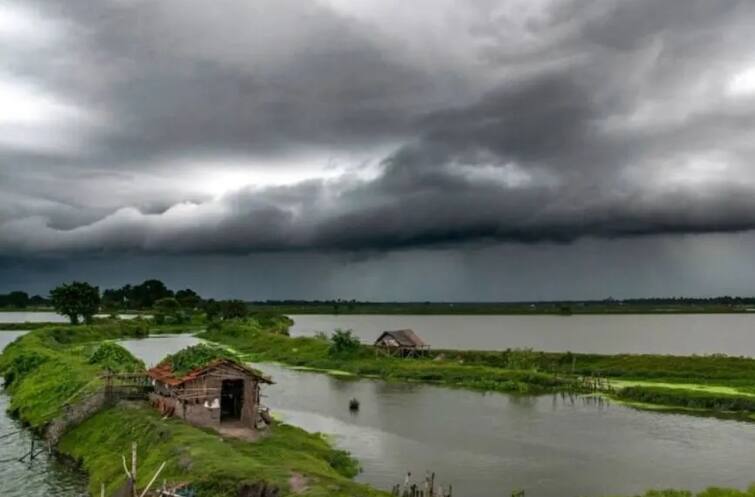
xmin=199 ymin=321 xmax=755 ymax=416
xmin=0 ymin=320 xmax=388 ymax=497
xmin=200 ymin=322 xmax=579 ymax=394
xmin=59 ymin=406 xmax=385 ymax=497
xmin=0 ymin=320 xmax=151 ymax=426
xmin=621 ymin=487 xmax=755 ymax=497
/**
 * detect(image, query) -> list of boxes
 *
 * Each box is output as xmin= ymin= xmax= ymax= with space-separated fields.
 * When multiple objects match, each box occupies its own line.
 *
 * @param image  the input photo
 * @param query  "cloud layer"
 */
xmin=3 ymin=0 xmax=755 ymax=256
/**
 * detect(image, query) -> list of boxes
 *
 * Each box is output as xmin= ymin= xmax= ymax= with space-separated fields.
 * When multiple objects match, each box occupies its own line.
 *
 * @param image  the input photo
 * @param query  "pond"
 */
xmin=117 ymin=334 xmax=755 ymax=497
xmin=289 ymin=313 xmax=755 ymax=355
xmin=0 ymin=331 xmax=88 ymax=497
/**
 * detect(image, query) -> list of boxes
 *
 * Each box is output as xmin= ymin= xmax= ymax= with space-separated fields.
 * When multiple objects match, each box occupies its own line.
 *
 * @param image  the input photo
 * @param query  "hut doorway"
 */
xmin=220 ymin=379 xmax=244 ymax=421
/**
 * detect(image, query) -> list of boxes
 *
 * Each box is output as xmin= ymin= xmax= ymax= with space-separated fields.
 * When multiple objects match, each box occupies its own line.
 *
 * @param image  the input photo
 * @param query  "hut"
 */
xmin=148 ymin=357 xmax=273 ymax=431
xmin=374 ymin=329 xmax=430 ymax=357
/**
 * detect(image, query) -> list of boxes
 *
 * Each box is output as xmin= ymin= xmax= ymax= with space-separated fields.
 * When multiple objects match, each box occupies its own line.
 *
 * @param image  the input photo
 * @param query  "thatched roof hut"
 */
xmin=374 ymin=329 xmax=430 ymax=357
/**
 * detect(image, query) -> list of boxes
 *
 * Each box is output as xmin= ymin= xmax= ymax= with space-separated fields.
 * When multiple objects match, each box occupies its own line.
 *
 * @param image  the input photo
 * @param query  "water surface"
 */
xmin=290 ymin=314 xmax=755 ymax=355
xmin=0 ymin=311 xmax=145 ymax=324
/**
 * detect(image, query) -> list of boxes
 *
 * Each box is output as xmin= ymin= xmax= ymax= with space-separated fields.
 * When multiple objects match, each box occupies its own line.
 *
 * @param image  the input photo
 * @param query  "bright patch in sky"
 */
xmin=727 ymin=67 xmax=755 ymax=97
xmin=0 ymin=80 xmax=82 ymax=126
xmin=0 ymin=2 xmax=61 ymax=46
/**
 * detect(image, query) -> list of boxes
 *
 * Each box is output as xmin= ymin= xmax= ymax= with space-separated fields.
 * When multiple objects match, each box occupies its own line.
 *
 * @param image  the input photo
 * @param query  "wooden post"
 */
xmin=101 ymin=482 xmax=105 ymax=497
xmin=131 ymin=442 xmax=138 ymax=497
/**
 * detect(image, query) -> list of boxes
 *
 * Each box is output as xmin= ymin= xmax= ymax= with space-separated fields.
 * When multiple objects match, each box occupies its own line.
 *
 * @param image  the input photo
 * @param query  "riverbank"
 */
xmin=247 ymin=302 xmax=755 ymax=315
xmin=0 ymin=321 xmax=388 ymax=497
xmin=199 ymin=321 xmax=755 ymax=419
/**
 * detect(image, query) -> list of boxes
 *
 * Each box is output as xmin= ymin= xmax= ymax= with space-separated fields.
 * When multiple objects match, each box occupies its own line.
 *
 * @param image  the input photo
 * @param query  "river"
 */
xmin=117 ymin=334 xmax=755 ymax=497
xmin=289 ymin=313 xmax=755 ymax=355
xmin=0 ymin=331 xmax=88 ymax=497
xmin=0 ymin=312 xmax=145 ymax=324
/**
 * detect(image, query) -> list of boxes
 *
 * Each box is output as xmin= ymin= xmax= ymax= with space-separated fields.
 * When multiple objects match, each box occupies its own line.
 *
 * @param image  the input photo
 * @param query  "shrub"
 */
xmin=328 ymin=329 xmax=361 ymax=357
xmin=88 ymin=342 xmax=145 ymax=373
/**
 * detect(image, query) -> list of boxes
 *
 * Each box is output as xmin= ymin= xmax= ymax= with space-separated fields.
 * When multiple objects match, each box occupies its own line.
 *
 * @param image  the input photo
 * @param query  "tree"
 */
xmin=127 ymin=279 xmax=173 ymax=309
xmin=102 ymin=286 xmax=129 ymax=310
xmin=203 ymin=299 xmax=222 ymax=322
xmin=221 ymin=300 xmax=249 ymax=320
xmin=175 ymin=288 xmax=201 ymax=309
xmin=50 ymin=281 xmax=101 ymax=325
xmin=154 ymin=297 xmax=188 ymax=324
xmin=7 ymin=291 xmax=29 ymax=308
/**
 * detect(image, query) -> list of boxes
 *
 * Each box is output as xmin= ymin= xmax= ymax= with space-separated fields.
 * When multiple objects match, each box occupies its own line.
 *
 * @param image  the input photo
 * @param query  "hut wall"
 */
xmin=240 ymin=378 xmax=259 ymax=428
xmin=181 ymin=374 xmax=222 ymax=427
xmin=149 ymin=363 xmax=262 ymax=430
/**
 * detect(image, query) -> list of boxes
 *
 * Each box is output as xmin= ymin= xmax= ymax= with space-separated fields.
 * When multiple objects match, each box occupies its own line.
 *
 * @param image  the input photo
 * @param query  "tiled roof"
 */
xmin=148 ymin=358 xmax=273 ymax=386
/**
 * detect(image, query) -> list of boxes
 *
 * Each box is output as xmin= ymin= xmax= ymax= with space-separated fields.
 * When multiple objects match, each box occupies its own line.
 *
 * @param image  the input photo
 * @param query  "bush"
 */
xmin=88 ymin=342 xmax=145 ymax=373
xmin=329 ymin=329 xmax=361 ymax=357
xmin=2 ymin=352 xmax=49 ymax=387
xmin=503 ymin=348 xmax=541 ymax=371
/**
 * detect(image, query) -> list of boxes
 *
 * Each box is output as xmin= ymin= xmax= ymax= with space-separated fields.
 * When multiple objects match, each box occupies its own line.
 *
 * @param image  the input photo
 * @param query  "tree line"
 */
xmin=0 ymin=291 xmax=50 ymax=308
xmin=2 ymin=279 xmax=254 ymax=325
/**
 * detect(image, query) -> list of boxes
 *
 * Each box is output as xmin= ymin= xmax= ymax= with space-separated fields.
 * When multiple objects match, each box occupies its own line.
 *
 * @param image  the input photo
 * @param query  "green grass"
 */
xmin=0 ymin=320 xmax=153 ymax=426
xmin=59 ymin=405 xmax=387 ymax=497
xmin=610 ymin=485 xmax=755 ymax=497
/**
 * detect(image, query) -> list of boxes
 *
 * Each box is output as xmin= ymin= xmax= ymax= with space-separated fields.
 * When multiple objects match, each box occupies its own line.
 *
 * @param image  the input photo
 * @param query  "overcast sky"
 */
xmin=3 ymin=0 xmax=755 ymax=300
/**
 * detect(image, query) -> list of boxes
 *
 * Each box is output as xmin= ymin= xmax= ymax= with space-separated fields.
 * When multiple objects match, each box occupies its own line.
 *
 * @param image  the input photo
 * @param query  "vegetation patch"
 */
xmin=614 ymin=485 xmax=755 ymax=497
xmin=617 ymin=386 xmax=755 ymax=412
xmin=158 ymin=343 xmax=241 ymax=376
xmin=199 ymin=322 xmax=575 ymax=395
xmin=88 ymin=342 xmax=145 ymax=373
xmin=59 ymin=405 xmax=385 ymax=497
xmin=0 ymin=320 xmax=157 ymax=427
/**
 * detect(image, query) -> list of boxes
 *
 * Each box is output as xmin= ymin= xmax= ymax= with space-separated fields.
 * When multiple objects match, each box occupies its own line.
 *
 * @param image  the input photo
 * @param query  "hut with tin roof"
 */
xmin=148 ymin=345 xmax=273 ymax=431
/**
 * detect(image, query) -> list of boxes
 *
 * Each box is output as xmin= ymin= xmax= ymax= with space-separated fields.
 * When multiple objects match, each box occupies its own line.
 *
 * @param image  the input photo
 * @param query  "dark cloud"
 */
xmin=3 ymin=0 xmax=755 ymax=259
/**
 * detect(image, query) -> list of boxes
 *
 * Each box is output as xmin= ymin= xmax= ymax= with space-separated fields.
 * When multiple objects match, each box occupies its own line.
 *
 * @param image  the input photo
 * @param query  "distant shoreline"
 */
xmin=249 ymin=303 xmax=755 ymax=315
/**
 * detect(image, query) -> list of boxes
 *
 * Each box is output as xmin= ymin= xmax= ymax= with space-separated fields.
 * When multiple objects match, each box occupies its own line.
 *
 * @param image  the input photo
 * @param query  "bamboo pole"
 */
xmin=138 ymin=461 xmax=166 ymax=497
xmin=131 ymin=442 xmax=138 ymax=497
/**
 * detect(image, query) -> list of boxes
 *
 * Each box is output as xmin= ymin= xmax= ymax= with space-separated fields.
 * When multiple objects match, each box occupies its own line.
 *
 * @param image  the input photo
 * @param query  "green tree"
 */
xmin=128 ymin=279 xmax=173 ymax=308
xmin=203 ymin=299 xmax=222 ymax=322
xmin=7 ymin=291 xmax=29 ymax=308
xmin=221 ymin=300 xmax=249 ymax=320
xmin=175 ymin=288 xmax=201 ymax=309
xmin=50 ymin=281 xmax=101 ymax=325
xmin=154 ymin=297 xmax=189 ymax=324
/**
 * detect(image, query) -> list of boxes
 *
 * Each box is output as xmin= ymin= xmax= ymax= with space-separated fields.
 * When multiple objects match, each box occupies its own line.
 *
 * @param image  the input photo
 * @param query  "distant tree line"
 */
xmin=0 ymin=291 xmax=50 ymax=308
xmin=1 ymin=279 xmax=260 ymax=325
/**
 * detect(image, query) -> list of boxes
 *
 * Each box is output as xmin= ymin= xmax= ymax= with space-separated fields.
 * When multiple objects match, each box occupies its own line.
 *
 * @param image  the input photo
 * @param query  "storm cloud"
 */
xmin=3 ymin=0 xmax=755 ymax=258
